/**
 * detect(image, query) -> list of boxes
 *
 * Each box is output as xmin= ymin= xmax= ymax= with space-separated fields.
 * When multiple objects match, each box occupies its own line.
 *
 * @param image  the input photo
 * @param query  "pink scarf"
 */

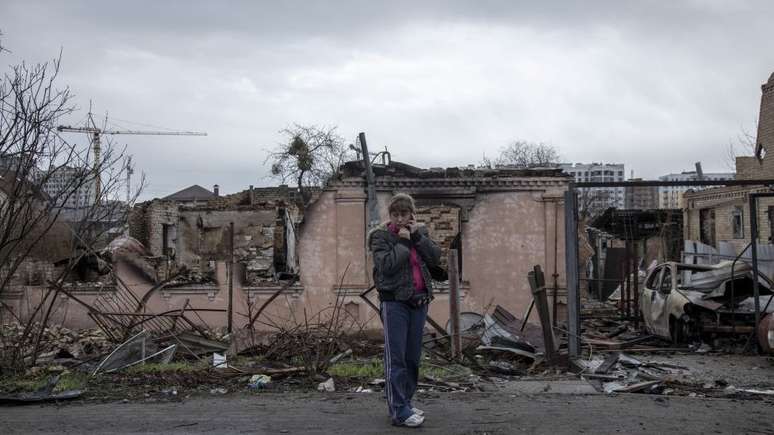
xmin=388 ymin=223 xmax=426 ymax=294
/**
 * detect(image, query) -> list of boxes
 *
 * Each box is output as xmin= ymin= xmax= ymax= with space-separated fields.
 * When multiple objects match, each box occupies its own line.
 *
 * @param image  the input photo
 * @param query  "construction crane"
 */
xmin=57 ymin=114 xmax=206 ymax=203
xmin=125 ymin=156 xmax=134 ymax=203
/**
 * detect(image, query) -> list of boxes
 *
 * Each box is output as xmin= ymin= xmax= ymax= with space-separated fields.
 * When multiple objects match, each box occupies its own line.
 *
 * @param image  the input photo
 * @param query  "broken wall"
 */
xmin=684 ymin=187 xmax=774 ymax=253
xmin=295 ymin=170 xmax=569 ymax=331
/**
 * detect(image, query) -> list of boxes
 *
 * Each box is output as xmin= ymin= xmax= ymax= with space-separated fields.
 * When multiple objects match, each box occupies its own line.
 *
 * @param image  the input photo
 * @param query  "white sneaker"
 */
xmin=397 ymin=413 xmax=425 ymax=427
xmin=411 ymin=407 xmax=425 ymax=417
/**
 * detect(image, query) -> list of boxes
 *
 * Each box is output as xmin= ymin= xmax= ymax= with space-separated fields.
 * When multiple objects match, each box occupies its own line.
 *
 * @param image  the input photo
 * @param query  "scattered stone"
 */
xmin=161 ymin=388 xmax=178 ymax=396
xmin=248 ymin=374 xmax=272 ymax=390
xmin=318 ymin=378 xmax=335 ymax=392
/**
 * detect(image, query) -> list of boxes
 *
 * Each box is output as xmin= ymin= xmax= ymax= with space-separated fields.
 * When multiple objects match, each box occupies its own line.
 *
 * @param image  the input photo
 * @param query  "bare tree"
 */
xmin=578 ymin=188 xmax=613 ymax=221
xmin=267 ymin=124 xmax=354 ymax=206
xmin=724 ymin=126 xmax=757 ymax=171
xmin=484 ymin=140 xmax=560 ymax=168
xmin=0 ymin=48 xmax=144 ymax=371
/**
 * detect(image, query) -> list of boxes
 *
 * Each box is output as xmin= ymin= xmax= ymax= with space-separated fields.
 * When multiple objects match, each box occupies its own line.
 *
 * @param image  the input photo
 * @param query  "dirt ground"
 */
xmin=1 ymin=389 xmax=773 ymax=434
xmin=1 ymin=352 xmax=772 ymax=434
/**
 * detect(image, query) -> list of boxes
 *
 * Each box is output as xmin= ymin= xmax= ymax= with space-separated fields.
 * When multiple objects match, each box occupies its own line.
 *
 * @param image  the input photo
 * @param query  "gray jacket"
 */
xmin=368 ymin=222 xmax=442 ymax=302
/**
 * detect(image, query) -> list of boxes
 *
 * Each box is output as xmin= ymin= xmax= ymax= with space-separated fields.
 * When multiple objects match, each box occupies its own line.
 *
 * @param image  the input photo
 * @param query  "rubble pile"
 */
xmin=1 ymin=323 xmax=112 ymax=369
xmin=578 ymin=351 xmax=774 ymax=399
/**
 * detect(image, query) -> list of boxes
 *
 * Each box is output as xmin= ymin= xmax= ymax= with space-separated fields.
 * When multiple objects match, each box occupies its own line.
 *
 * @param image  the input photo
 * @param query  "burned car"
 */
xmin=640 ymin=261 xmax=774 ymax=353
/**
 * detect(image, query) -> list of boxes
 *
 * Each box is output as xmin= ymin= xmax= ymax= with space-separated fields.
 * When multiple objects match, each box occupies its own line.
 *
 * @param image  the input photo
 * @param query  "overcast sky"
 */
xmin=1 ymin=1 xmax=773 ymax=199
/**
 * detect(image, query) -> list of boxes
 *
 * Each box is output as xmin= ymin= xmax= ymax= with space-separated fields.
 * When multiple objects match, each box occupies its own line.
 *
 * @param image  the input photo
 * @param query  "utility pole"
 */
xmin=564 ymin=187 xmax=581 ymax=358
xmin=359 ymin=133 xmax=381 ymax=233
xmin=448 ymin=249 xmax=462 ymax=361
xmin=228 ymin=222 xmax=235 ymax=333
xmin=125 ymin=156 xmax=134 ymax=203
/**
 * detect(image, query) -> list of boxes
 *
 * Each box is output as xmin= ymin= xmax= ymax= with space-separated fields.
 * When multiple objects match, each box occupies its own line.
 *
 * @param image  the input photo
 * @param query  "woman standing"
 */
xmin=368 ymin=193 xmax=441 ymax=427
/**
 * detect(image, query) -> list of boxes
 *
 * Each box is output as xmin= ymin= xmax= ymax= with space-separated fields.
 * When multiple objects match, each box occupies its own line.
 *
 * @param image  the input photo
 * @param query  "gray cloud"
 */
xmin=1 ymin=0 xmax=772 ymax=198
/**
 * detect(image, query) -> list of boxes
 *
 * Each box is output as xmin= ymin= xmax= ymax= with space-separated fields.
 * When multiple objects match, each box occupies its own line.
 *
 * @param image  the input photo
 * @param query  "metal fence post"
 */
xmin=448 ymin=249 xmax=462 ymax=361
xmin=564 ymin=188 xmax=580 ymax=358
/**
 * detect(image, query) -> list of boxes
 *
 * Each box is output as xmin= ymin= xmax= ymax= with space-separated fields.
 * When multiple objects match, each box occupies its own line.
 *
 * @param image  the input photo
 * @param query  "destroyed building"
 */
xmin=2 ymin=160 xmax=573 ymax=333
xmin=299 ymin=161 xmax=571 ymax=330
xmin=587 ymin=208 xmax=683 ymax=301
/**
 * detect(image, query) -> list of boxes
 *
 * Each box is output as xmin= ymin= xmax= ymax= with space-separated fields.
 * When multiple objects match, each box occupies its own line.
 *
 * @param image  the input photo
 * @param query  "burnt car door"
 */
xmin=651 ymin=264 xmax=675 ymax=337
xmin=641 ymin=265 xmax=664 ymax=334
xmin=641 ymin=264 xmax=674 ymax=337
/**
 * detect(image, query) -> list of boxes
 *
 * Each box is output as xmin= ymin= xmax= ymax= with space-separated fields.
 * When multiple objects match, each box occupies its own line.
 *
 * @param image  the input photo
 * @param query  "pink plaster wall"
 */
xmin=3 ymin=181 xmax=569 ymax=334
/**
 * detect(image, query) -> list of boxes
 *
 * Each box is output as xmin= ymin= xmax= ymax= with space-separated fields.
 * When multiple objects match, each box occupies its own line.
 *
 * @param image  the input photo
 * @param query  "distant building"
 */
xmin=41 ymin=166 xmax=95 ymax=209
xmin=162 ymin=184 xmax=218 ymax=206
xmin=624 ymin=179 xmax=659 ymax=210
xmin=558 ymin=162 xmax=625 ymax=214
xmin=658 ymin=171 xmax=734 ymax=209
xmin=0 ymin=154 xmax=44 ymax=182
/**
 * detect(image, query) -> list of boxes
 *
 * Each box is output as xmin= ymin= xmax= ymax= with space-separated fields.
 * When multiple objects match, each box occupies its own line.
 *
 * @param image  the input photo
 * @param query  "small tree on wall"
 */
xmin=267 ymin=124 xmax=355 ymax=207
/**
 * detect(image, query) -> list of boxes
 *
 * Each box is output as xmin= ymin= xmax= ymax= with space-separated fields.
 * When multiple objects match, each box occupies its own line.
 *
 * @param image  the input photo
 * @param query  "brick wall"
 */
xmin=736 ymin=72 xmax=774 ymax=180
xmin=758 ymin=74 xmax=774 ymax=177
xmin=684 ymin=187 xmax=774 ymax=248
xmin=129 ymin=195 xmax=294 ymax=286
xmin=414 ymin=205 xmax=460 ymax=269
xmin=735 ymin=156 xmax=760 ymax=180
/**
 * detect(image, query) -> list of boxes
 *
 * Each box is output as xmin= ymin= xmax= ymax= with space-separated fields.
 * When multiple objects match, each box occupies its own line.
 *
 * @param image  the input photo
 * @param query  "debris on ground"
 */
xmin=92 ymin=330 xmax=177 ymax=375
xmin=0 ymin=375 xmax=82 ymax=405
xmin=317 ymin=378 xmax=335 ymax=392
xmin=212 ymin=353 xmax=228 ymax=369
xmin=247 ymin=374 xmax=272 ymax=390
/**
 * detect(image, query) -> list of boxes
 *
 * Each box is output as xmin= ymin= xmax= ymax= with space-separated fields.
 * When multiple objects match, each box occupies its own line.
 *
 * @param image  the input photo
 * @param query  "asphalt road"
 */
xmin=1 ymin=391 xmax=772 ymax=434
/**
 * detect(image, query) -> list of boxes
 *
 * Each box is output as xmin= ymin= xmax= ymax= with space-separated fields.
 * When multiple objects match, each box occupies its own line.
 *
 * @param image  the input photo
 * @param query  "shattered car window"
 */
xmin=660 ymin=267 xmax=672 ymax=293
xmin=646 ymin=266 xmax=662 ymax=289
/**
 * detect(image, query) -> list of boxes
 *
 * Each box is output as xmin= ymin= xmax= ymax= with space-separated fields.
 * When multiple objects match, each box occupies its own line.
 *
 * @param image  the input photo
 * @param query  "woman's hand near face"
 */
xmin=398 ymin=227 xmax=411 ymax=239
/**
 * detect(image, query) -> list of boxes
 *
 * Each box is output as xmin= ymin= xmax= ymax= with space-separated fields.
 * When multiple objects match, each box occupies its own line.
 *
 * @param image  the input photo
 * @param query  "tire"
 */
xmin=671 ymin=315 xmax=694 ymax=345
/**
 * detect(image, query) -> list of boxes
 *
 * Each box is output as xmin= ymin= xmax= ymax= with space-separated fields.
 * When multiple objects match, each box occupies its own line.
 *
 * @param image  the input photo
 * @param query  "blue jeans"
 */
xmin=381 ymin=300 xmax=428 ymax=423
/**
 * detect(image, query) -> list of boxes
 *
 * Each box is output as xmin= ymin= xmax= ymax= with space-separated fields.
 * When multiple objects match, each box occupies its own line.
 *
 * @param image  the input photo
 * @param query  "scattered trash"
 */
xmin=92 ymin=330 xmax=149 ymax=376
xmin=317 ymin=378 xmax=335 ymax=392
xmin=247 ymin=374 xmax=272 ymax=390
xmin=582 ymin=352 xmax=687 ymax=396
xmin=476 ymin=345 xmax=536 ymax=361
xmin=354 ymin=386 xmax=373 ymax=393
xmin=0 ymin=375 xmax=82 ymax=405
xmin=209 ymin=388 xmax=228 ymax=395
xmin=328 ymin=349 xmax=353 ymax=365
xmin=488 ymin=360 xmax=522 ymax=375
xmin=161 ymin=387 xmax=178 ymax=396
xmin=738 ymin=388 xmax=774 ymax=396
xmin=369 ymin=378 xmax=385 ymax=386
xmin=594 ymin=352 xmax=620 ymax=374
xmin=175 ymin=331 xmax=230 ymax=356
xmin=213 ymin=353 xmax=227 ymax=369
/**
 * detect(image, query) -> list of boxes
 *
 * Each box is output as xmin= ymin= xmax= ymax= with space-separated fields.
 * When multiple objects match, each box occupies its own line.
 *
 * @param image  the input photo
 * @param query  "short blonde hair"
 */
xmin=388 ymin=193 xmax=415 ymax=214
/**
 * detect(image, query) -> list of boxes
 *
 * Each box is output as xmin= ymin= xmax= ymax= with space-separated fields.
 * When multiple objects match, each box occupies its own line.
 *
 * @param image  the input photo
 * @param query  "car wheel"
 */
xmin=671 ymin=315 xmax=694 ymax=345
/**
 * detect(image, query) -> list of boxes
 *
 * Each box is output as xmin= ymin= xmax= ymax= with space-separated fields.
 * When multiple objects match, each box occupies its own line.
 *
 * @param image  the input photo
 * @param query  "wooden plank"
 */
xmin=448 ymin=249 xmax=462 ymax=361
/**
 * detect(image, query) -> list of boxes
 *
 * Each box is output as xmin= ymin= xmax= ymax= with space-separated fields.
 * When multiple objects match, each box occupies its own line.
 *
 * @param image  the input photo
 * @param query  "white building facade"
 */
xmin=558 ymin=162 xmax=626 ymax=212
xmin=658 ymin=171 xmax=734 ymax=209
xmin=41 ymin=166 xmax=95 ymax=209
